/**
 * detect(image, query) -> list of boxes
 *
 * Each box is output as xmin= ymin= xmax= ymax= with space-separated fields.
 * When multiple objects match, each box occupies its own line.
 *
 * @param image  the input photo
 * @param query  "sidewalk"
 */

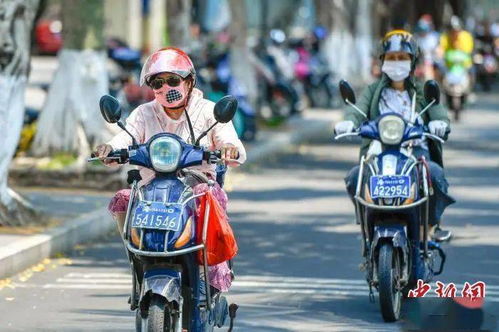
xmin=1 ymin=108 xmax=342 ymax=279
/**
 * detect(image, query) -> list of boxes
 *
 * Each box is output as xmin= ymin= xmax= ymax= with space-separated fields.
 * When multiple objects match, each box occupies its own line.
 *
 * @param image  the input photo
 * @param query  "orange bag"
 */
xmin=196 ymin=190 xmax=238 ymax=266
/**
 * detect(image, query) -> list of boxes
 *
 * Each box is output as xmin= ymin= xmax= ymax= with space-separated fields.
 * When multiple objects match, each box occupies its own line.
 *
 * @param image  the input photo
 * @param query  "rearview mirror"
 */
xmin=423 ymin=80 xmax=440 ymax=105
xmin=339 ymin=80 xmax=356 ymax=105
xmin=99 ymin=95 xmax=122 ymax=123
xmin=214 ymin=95 xmax=238 ymax=123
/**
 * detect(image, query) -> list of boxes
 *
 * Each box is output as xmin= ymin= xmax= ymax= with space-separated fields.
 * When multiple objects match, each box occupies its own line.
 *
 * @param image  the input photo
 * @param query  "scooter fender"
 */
xmin=140 ymin=268 xmax=182 ymax=306
xmin=370 ymin=226 xmax=409 ymax=262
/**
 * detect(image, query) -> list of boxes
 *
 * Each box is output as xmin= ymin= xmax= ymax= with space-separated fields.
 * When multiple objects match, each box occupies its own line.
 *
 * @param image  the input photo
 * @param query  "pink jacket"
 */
xmin=107 ymin=88 xmax=246 ymax=186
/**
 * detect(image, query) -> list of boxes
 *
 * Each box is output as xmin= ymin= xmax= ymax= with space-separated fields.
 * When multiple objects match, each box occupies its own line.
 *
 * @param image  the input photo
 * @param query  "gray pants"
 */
xmin=344 ymin=149 xmax=455 ymax=226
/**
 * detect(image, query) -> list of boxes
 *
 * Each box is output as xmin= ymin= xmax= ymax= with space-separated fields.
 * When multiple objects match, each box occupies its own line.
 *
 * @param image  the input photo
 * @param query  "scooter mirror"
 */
xmin=214 ymin=95 xmax=238 ymax=123
xmin=424 ymin=80 xmax=440 ymax=105
xmin=99 ymin=95 xmax=122 ymax=123
xmin=339 ymin=80 xmax=356 ymax=105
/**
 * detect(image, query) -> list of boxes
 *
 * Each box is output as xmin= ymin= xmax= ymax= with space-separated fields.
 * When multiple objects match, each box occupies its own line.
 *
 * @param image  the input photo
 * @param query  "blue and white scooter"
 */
xmin=335 ymin=80 xmax=447 ymax=322
xmin=90 ymin=95 xmax=240 ymax=331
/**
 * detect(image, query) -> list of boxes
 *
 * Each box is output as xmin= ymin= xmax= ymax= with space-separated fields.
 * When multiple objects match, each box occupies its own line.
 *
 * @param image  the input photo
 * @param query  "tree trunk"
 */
xmin=318 ymin=0 xmax=372 ymax=84
xmin=228 ymin=0 xmax=257 ymax=107
xmin=0 ymin=0 xmax=41 ymax=226
xmin=166 ymin=0 xmax=191 ymax=49
xmin=33 ymin=0 xmax=113 ymax=162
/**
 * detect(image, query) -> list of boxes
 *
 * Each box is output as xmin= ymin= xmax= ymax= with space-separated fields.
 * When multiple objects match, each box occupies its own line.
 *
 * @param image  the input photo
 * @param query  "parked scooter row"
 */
xmin=193 ymin=28 xmax=338 ymax=131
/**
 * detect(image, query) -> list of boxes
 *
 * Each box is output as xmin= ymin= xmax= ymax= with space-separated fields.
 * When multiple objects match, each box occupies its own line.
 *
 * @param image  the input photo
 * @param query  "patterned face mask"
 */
xmin=153 ymin=79 xmax=190 ymax=108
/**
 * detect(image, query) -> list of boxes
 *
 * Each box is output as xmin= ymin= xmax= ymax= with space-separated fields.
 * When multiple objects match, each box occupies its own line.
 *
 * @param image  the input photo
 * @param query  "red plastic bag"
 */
xmin=196 ymin=190 xmax=238 ymax=266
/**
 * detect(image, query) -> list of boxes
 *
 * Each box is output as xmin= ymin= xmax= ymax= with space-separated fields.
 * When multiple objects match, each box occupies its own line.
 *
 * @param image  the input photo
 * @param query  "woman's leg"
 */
xmin=108 ymin=189 xmax=131 ymax=238
xmin=344 ymin=165 xmax=361 ymax=204
xmin=428 ymin=161 xmax=456 ymax=241
xmin=114 ymin=212 xmax=127 ymax=237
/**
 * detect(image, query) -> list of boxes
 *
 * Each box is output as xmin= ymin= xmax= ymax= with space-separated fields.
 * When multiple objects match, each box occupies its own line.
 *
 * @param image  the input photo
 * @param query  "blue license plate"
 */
xmin=132 ymin=202 xmax=182 ymax=231
xmin=370 ymin=175 xmax=411 ymax=199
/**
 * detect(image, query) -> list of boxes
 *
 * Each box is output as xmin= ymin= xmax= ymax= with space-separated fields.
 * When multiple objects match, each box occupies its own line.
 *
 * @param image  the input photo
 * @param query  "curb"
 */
xmin=0 ymin=208 xmax=113 ymax=279
xmin=1 ymin=110 xmax=340 ymax=279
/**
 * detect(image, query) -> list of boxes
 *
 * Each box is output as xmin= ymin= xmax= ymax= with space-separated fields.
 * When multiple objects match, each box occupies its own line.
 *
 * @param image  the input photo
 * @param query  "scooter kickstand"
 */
xmin=227 ymin=303 xmax=238 ymax=332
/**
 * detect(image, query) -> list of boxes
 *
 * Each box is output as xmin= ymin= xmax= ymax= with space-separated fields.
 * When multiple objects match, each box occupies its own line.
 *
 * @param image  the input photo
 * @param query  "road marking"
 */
xmin=7 ymin=273 xmax=499 ymax=302
xmin=56 ymin=278 xmax=131 ymax=284
xmin=12 ymin=273 xmax=495 ymax=302
xmin=65 ymin=272 xmax=130 ymax=278
xmin=43 ymin=284 xmax=130 ymax=289
xmin=236 ymin=275 xmax=366 ymax=284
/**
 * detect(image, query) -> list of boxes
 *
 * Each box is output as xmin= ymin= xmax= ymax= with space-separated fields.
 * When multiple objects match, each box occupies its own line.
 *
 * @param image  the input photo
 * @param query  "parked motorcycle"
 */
xmin=107 ymin=38 xmax=153 ymax=121
xmin=195 ymin=52 xmax=257 ymax=141
xmin=442 ymin=50 xmax=472 ymax=121
xmin=253 ymin=39 xmax=302 ymax=123
xmin=290 ymin=42 xmax=337 ymax=109
xmin=335 ymin=80 xmax=447 ymax=322
xmin=473 ymin=40 xmax=498 ymax=92
xmin=89 ymin=95 xmax=239 ymax=331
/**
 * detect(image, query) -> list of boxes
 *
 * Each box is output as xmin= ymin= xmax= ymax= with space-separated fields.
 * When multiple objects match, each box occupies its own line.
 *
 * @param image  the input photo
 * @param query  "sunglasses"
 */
xmin=149 ymin=75 xmax=182 ymax=89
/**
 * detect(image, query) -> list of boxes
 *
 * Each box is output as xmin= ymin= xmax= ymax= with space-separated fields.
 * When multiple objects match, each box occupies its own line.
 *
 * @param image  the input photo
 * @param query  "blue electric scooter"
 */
xmin=335 ymin=80 xmax=447 ymax=322
xmin=90 ymin=95 xmax=239 ymax=331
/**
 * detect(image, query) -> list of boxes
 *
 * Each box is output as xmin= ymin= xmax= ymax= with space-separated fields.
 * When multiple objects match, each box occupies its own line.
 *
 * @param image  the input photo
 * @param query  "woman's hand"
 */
xmin=221 ymin=144 xmax=239 ymax=164
xmin=93 ymin=144 xmax=116 ymax=166
xmin=334 ymin=121 xmax=355 ymax=135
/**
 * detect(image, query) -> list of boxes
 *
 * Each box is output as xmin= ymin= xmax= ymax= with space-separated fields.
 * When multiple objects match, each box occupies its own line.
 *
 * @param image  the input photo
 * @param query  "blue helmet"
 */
xmin=379 ymin=30 xmax=419 ymax=67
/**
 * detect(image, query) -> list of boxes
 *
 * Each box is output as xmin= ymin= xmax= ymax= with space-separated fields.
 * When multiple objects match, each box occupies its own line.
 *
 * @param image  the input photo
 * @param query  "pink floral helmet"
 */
xmin=139 ymin=47 xmax=196 ymax=86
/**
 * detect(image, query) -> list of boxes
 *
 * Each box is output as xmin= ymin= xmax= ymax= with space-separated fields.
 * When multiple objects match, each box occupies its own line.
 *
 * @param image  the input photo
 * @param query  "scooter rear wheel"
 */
xmin=378 ymin=242 xmax=402 ymax=322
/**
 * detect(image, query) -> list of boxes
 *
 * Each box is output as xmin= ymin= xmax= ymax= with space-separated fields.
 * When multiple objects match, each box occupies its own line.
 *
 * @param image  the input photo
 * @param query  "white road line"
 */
xmin=234 ymin=288 xmax=369 ymax=297
xmin=235 ymin=275 xmax=366 ymax=284
xmin=61 ymin=273 xmax=499 ymax=291
xmin=43 ymin=284 xmax=129 ymax=289
xmin=233 ymin=280 xmax=369 ymax=291
xmin=17 ymin=273 xmax=498 ymax=302
xmin=65 ymin=272 xmax=130 ymax=278
xmin=56 ymin=278 xmax=131 ymax=284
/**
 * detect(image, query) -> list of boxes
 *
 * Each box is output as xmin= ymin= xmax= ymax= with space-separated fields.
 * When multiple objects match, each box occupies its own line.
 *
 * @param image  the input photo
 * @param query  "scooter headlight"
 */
xmin=379 ymin=115 xmax=405 ymax=145
xmin=149 ymin=136 xmax=182 ymax=172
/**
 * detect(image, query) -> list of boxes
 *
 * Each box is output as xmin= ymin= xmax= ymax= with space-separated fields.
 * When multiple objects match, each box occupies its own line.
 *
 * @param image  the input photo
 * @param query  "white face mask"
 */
xmin=382 ymin=60 xmax=411 ymax=82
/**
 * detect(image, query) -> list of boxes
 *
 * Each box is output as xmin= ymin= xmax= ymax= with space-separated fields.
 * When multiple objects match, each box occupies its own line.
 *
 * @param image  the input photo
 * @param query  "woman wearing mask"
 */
xmin=335 ymin=30 xmax=455 ymax=242
xmin=93 ymin=47 xmax=246 ymax=292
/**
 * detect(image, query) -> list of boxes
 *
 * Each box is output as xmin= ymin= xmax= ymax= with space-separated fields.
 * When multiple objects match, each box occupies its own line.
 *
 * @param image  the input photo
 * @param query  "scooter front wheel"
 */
xmin=138 ymin=295 xmax=174 ymax=332
xmin=378 ymin=242 xmax=402 ymax=322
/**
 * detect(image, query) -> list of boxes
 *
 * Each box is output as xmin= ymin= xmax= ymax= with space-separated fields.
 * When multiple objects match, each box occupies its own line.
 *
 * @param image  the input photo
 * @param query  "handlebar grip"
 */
xmin=89 ymin=149 xmax=129 ymax=163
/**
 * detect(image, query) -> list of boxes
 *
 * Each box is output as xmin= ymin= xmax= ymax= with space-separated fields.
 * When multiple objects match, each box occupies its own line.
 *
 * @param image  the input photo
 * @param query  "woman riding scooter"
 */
xmin=93 ymin=47 xmax=246 ymax=293
xmin=335 ymin=30 xmax=455 ymax=242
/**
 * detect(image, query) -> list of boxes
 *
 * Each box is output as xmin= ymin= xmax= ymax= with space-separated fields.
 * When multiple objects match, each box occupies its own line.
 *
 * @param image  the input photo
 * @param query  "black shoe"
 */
xmin=432 ymin=227 xmax=452 ymax=242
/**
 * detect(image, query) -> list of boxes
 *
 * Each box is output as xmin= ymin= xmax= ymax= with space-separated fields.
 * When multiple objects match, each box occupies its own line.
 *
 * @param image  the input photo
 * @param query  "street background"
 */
xmin=1 ymin=0 xmax=499 ymax=331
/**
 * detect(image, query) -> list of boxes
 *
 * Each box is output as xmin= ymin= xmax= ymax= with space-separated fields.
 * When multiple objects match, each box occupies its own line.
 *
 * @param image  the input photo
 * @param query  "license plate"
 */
xmin=132 ymin=202 xmax=182 ymax=231
xmin=370 ymin=175 xmax=411 ymax=199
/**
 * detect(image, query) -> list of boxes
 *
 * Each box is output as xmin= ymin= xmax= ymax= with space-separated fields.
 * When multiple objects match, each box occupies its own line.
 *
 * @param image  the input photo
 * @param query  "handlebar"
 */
xmin=422 ymin=132 xmax=445 ymax=143
xmin=334 ymin=132 xmax=359 ymax=140
xmin=87 ymin=149 xmax=129 ymax=163
xmin=88 ymin=148 xmax=240 ymax=165
xmin=334 ymin=127 xmax=445 ymax=144
xmin=204 ymin=150 xmax=241 ymax=164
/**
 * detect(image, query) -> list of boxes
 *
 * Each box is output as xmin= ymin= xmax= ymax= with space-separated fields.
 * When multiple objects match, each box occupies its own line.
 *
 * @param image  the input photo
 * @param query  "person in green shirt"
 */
xmin=335 ymin=30 xmax=455 ymax=242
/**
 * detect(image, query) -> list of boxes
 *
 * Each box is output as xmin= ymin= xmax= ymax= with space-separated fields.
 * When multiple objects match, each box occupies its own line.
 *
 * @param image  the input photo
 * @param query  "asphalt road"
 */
xmin=1 ymin=92 xmax=499 ymax=331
